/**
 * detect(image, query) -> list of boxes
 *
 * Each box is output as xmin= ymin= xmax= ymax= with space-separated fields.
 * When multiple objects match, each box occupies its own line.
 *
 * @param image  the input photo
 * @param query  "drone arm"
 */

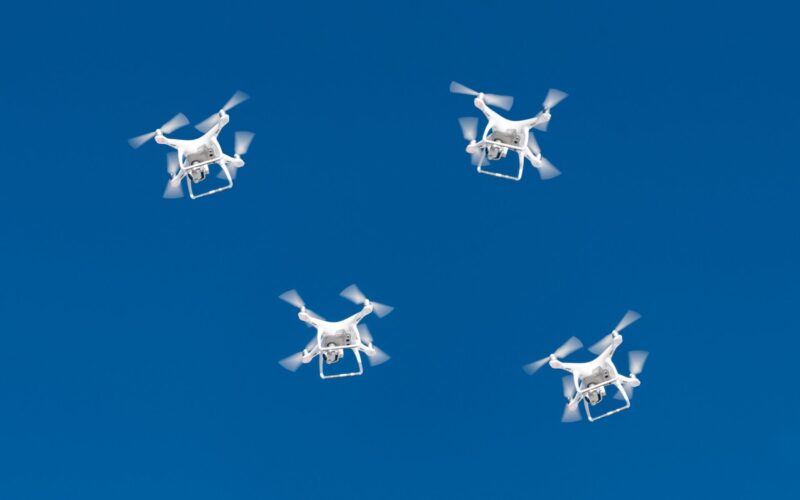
xmin=549 ymin=359 xmax=575 ymax=373
xmin=522 ymin=111 xmax=551 ymax=129
xmin=202 ymin=112 xmax=231 ymax=139
xmin=474 ymin=98 xmax=501 ymax=123
xmin=298 ymin=311 xmax=322 ymax=329
xmin=617 ymin=374 xmax=640 ymax=387
xmin=222 ymin=153 xmax=245 ymax=169
xmin=302 ymin=343 xmax=320 ymax=363
xmin=154 ymin=134 xmax=188 ymax=151
xmin=608 ymin=333 xmax=623 ymax=357
xmin=466 ymin=139 xmax=485 ymax=154
xmin=524 ymin=145 xmax=541 ymax=164
xmin=359 ymin=341 xmax=376 ymax=356
xmin=348 ymin=303 xmax=374 ymax=324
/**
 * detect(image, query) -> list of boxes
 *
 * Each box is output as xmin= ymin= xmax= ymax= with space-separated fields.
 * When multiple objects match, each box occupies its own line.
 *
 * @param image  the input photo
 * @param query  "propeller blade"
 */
xmin=372 ymin=301 xmax=394 ymax=318
xmin=305 ymin=335 xmax=319 ymax=351
xmin=128 ymin=131 xmax=156 ymax=149
xmin=458 ymin=117 xmax=478 ymax=142
xmin=471 ymin=149 xmax=489 ymax=167
xmin=217 ymin=165 xmax=237 ymax=181
xmin=527 ymin=131 xmax=541 ymax=156
xmin=449 ymin=81 xmax=479 ymax=96
xmin=533 ymin=120 xmax=549 ymax=132
xmin=562 ymin=375 xmax=576 ymax=400
xmin=367 ymin=345 xmax=391 ymax=366
xmin=523 ymin=357 xmax=549 ymax=375
xmin=554 ymin=336 xmax=583 ymax=359
xmin=358 ymin=323 xmax=373 ymax=344
xmin=278 ymin=352 xmax=304 ymax=372
xmin=166 ymin=152 xmax=179 ymax=177
xmin=484 ymin=93 xmax=514 ymax=111
xmin=235 ymin=131 xmax=255 ymax=156
xmin=590 ymin=311 xmax=642 ymax=354
xmin=340 ymin=284 xmax=367 ymax=304
xmin=543 ymin=88 xmax=568 ymax=110
xmin=305 ymin=309 xmax=326 ymax=321
xmin=195 ymin=114 xmax=219 ymax=133
xmin=561 ymin=403 xmax=582 ymax=423
xmin=537 ymin=157 xmax=561 ymax=180
xmin=279 ymin=289 xmax=305 ymax=309
xmin=615 ymin=310 xmax=641 ymax=333
xmin=162 ymin=178 xmax=183 ymax=199
xmin=629 ymin=350 xmax=649 ymax=376
xmin=160 ymin=112 xmax=189 ymax=134
xmin=589 ymin=334 xmax=613 ymax=355
xmin=614 ymin=384 xmax=634 ymax=400
xmin=223 ymin=90 xmax=250 ymax=112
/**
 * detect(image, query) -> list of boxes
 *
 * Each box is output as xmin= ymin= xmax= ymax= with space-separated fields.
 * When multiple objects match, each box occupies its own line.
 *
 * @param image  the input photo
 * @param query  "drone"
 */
xmin=128 ymin=91 xmax=255 ymax=199
xmin=523 ymin=310 xmax=649 ymax=423
xmin=450 ymin=81 xmax=567 ymax=182
xmin=278 ymin=285 xmax=394 ymax=379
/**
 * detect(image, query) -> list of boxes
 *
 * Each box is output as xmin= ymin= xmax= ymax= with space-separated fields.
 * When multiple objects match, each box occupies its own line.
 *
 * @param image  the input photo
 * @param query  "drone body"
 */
xmin=128 ymin=91 xmax=255 ymax=199
xmin=278 ymin=285 xmax=393 ymax=379
xmin=451 ymin=81 xmax=567 ymax=181
xmin=524 ymin=311 xmax=649 ymax=423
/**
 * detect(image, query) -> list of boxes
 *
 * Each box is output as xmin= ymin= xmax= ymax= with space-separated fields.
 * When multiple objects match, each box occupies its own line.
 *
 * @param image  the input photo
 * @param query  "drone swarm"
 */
xmin=126 ymin=82 xmax=651 ymax=424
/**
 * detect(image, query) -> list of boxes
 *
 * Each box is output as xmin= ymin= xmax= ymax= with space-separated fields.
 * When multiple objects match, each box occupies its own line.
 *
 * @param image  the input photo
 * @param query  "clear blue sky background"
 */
xmin=1 ymin=1 xmax=797 ymax=498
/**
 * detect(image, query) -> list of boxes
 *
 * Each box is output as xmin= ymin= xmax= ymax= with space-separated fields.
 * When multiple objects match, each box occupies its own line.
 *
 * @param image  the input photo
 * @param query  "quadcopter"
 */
xmin=128 ymin=91 xmax=255 ymax=199
xmin=278 ymin=285 xmax=394 ymax=379
xmin=450 ymin=81 xmax=567 ymax=181
xmin=523 ymin=311 xmax=649 ymax=423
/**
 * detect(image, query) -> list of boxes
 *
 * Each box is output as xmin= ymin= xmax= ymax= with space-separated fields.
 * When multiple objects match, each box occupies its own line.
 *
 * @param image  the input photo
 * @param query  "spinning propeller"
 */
xmin=278 ymin=289 xmax=325 ymax=322
xmin=340 ymin=284 xmax=394 ymax=318
xmin=614 ymin=350 xmax=650 ymax=400
xmin=450 ymin=81 xmax=514 ymax=111
xmin=561 ymin=375 xmax=582 ymax=423
xmin=217 ymin=131 xmax=256 ymax=180
xmin=457 ymin=117 xmax=488 ymax=167
xmin=195 ymin=90 xmax=250 ymax=133
xmin=357 ymin=324 xmax=391 ymax=366
xmin=532 ymin=88 xmax=568 ymax=132
xmin=527 ymin=132 xmax=561 ymax=180
xmin=588 ymin=310 xmax=641 ymax=355
xmin=279 ymin=335 xmax=319 ymax=372
xmin=128 ymin=113 xmax=189 ymax=149
xmin=523 ymin=336 xmax=583 ymax=375
xmin=163 ymin=153 xmax=183 ymax=199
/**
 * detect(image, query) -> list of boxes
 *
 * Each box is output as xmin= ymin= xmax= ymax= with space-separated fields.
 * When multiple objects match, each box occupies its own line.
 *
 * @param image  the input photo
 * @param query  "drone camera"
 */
xmin=323 ymin=343 xmax=344 ymax=364
xmin=188 ymin=164 xmax=210 ymax=183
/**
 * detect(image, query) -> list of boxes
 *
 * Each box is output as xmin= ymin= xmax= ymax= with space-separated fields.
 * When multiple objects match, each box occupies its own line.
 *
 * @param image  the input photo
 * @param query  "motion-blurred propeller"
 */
xmin=527 ymin=132 xmax=561 ymax=180
xmin=450 ymin=81 xmax=514 ymax=111
xmin=543 ymin=88 xmax=568 ymax=111
xmin=523 ymin=336 xmax=583 ymax=375
xmin=589 ymin=310 xmax=641 ymax=355
xmin=340 ymin=284 xmax=394 ymax=318
xmin=561 ymin=375 xmax=582 ymax=423
xmin=195 ymin=90 xmax=250 ymax=133
xmin=359 ymin=325 xmax=390 ymax=366
xmin=458 ymin=117 xmax=478 ymax=142
xmin=162 ymin=153 xmax=183 ymax=199
xmin=129 ymin=113 xmax=189 ymax=149
xmin=279 ymin=335 xmax=319 ymax=372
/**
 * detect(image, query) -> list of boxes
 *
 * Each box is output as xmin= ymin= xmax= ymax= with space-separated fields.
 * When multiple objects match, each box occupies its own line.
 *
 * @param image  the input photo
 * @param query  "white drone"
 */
xmin=523 ymin=311 xmax=649 ymax=423
xmin=128 ymin=91 xmax=255 ymax=199
xmin=450 ymin=81 xmax=567 ymax=182
xmin=278 ymin=285 xmax=394 ymax=379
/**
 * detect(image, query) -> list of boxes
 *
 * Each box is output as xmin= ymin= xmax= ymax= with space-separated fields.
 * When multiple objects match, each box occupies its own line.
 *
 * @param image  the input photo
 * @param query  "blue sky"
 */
xmin=1 ymin=1 xmax=798 ymax=498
